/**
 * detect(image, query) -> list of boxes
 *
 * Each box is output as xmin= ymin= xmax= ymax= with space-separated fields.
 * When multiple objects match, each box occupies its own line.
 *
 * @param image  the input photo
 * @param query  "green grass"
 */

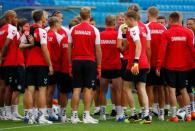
xmin=0 ymin=95 xmax=195 ymax=131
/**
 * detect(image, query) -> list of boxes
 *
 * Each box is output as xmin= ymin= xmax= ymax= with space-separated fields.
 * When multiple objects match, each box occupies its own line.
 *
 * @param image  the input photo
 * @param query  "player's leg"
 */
xmin=99 ymin=77 xmax=109 ymax=120
xmin=178 ymin=71 xmax=191 ymax=122
xmin=47 ymin=73 xmax=58 ymax=121
xmin=0 ymin=78 xmax=6 ymax=120
xmin=36 ymin=66 xmax=52 ymax=124
xmin=136 ymin=70 xmax=151 ymax=124
xmin=112 ymin=77 xmax=123 ymax=121
xmin=11 ymin=66 xmax=25 ymax=120
xmin=71 ymin=60 xmax=83 ymax=124
xmin=146 ymin=69 xmax=154 ymax=117
xmin=110 ymin=84 xmax=117 ymax=116
xmin=93 ymin=81 xmax=100 ymax=115
xmin=82 ymin=61 xmax=98 ymax=124
xmin=121 ymin=85 xmax=129 ymax=117
xmin=165 ymin=69 xmax=178 ymax=122
xmin=4 ymin=67 xmax=15 ymax=120
xmin=157 ymin=85 xmax=165 ymax=120
xmin=58 ymin=73 xmax=72 ymax=123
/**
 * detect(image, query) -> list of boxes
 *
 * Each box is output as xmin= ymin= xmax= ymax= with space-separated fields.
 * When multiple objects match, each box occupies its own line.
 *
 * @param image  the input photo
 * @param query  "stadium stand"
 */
xmin=0 ymin=0 xmax=195 ymax=27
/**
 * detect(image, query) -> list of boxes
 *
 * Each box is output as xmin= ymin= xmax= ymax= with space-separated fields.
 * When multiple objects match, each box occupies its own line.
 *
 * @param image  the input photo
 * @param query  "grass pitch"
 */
xmin=0 ymin=95 xmax=195 ymax=131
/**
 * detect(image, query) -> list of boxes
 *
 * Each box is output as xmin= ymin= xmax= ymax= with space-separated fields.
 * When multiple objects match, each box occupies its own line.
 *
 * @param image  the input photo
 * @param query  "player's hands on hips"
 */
xmin=131 ymin=59 xmax=139 ymax=75
xmin=97 ymin=64 xmax=101 ymax=79
xmin=48 ymin=65 xmax=54 ymax=75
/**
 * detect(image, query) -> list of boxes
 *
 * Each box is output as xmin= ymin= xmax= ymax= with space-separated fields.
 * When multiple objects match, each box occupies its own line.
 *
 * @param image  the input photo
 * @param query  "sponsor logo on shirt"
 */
xmin=150 ymin=30 xmax=164 ymax=34
xmin=75 ymin=30 xmax=91 ymax=35
xmin=101 ymin=40 xmax=116 ymax=44
xmin=171 ymin=36 xmax=186 ymax=42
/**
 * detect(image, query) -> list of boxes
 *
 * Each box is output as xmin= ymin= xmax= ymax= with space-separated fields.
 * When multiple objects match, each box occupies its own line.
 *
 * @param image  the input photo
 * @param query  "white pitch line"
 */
xmin=0 ymin=123 xmax=63 ymax=131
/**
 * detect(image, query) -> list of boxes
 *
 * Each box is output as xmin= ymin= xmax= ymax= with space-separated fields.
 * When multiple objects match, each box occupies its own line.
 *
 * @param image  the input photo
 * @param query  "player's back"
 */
xmin=147 ymin=22 xmax=166 ymax=67
xmin=100 ymin=27 xmax=121 ymax=70
xmin=163 ymin=24 xmax=194 ymax=70
xmin=70 ymin=22 xmax=99 ymax=61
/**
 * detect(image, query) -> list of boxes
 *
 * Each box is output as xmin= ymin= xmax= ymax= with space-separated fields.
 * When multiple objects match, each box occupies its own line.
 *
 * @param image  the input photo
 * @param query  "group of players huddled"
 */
xmin=0 ymin=4 xmax=194 ymax=125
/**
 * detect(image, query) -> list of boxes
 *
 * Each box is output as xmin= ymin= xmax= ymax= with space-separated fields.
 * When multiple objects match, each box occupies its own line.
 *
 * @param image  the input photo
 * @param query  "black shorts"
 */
xmin=121 ymin=59 xmax=128 ymax=80
xmin=15 ymin=66 xmax=26 ymax=92
xmin=187 ymin=69 xmax=195 ymax=88
xmin=123 ymin=69 xmax=149 ymax=83
xmin=0 ymin=66 xmax=4 ymax=80
xmin=92 ymin=79 xmax=100 ymax=91
xmin=101 ymin=70 xmax=121 ymax=79
xmin=58 ymin=73 xmax=72 ymax=93
xmin=72 ymin=60 xmax=96 ymax=89
xmin=26 ymin=66 xmax=49 ymax=87
xmin=48 ymin=72 xmax=61 ymax=85
xmin=164 ymin=69 xmax=187 ymax=89
xmin=3 ymin=66 xmax=17 ymax=87
xmin=146 ymin=67 xmax=165 ymax=86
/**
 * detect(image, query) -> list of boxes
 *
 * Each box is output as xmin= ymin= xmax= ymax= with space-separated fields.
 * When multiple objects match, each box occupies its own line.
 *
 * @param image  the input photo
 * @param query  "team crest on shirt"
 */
xmin=132 ymin=30 xmax=136 ymax=36
xmin=12 ymin=30 xmax=16 ymax=35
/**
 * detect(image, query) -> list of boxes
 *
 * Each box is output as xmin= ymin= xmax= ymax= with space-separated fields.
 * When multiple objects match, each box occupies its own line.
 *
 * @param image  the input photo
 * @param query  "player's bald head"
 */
xmin=80 ymin=7 xmax=91 ymax=20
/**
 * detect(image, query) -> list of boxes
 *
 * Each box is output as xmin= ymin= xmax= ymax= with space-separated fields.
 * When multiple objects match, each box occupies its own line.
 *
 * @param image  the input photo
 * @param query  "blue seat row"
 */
xmin=157 ymin=5 xmax=195 ymax=12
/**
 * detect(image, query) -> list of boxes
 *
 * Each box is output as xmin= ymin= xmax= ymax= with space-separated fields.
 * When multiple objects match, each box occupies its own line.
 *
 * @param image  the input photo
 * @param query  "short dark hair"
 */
xmin=125 ymin=10 xmax=138 ymax=20
xmin=169 ymin=12 xmax=181 ymax=23
xmin=105 ymin=15 xmax=115 ymax=26
xmin=51 ymin=10 xmax=61 ymax=17
xmin=17 ymin=18 xmax=28 ymax=30
xmin=32 ymin=10 xmax=44 ymax=22
xmin=187 ymin=18 xmax=195 ymax=22
xmin=157 ymin=16 xmax=166 ymax=20
xmin=48 ymin=16 xmax=59 ymax=27
xmin=128 ymin=4 xmax=140 ymax=13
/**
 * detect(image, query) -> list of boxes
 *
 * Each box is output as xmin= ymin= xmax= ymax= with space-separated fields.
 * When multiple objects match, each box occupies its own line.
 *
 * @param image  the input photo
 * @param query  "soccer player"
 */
xmin=0 ymin=10 xmax=18 ymax=120
xmin=127 ymin=4 xmax=151 ymax=120
xmin=21 ymin=10 xmax=53 ymax=124
xmin=10 ymin=18 xmax=30 ymax=120
xmin=68 ymin=7 xmax=101 ymax=124
xmin=186 ymin=18 xmax=195 ymax=119
xmin=122 ymin=11 xmax=151 ymax=124
xmin=99 ymin=15 xmax=123 ymax=121
xmin=46 ymin=16 xmax=63 ymax=121
xmin=157 ymin=12 xmax=195 ymax=122
xmin=115 ymin=12 xmax=129 ymax=117
xmin=146 ymin=7 xmax=167 ymax=121
xmin=52 ymin=11 xmax=72 ymax=123
xmin=157 ymin=16 xmax=170 ymax=116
